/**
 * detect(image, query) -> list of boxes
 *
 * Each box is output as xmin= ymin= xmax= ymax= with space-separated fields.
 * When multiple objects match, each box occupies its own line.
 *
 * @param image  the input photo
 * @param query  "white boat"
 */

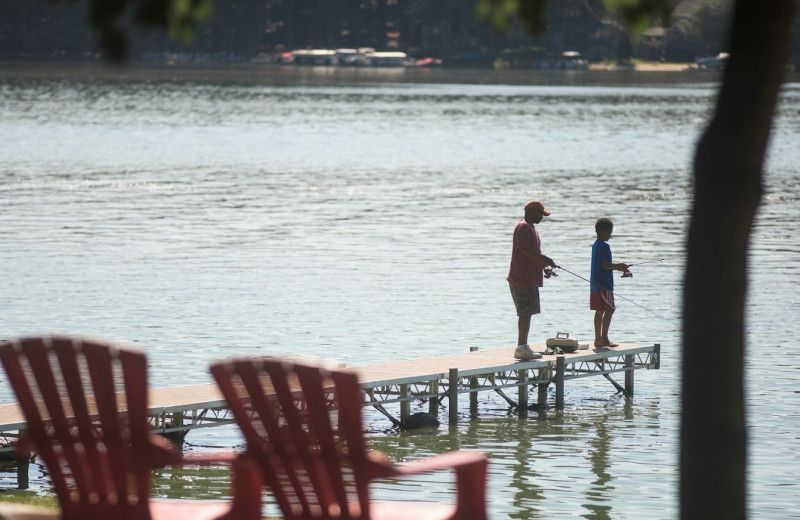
xmin=291 ymin=49 xmax=338 ymax=66
xmin=363 ymin=51 xmax=411 ymax=67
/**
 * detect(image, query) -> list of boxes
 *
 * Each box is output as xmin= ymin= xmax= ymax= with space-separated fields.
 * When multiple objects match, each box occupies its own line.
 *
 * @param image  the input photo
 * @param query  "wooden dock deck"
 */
xmin=0 ymin=341 xmax=660 ymax=448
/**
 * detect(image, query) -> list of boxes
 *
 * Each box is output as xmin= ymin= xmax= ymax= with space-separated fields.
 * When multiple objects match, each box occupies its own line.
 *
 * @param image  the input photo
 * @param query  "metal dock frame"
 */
xmin=359 ymin=344 xmax=660 ymax=425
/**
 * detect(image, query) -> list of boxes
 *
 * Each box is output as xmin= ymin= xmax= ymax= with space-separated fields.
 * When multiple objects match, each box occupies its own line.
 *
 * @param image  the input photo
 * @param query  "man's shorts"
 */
xmin=590 ymin=290 xmax=615 ymax=311
xmin=509 ymin=283 xmax=541 ymax=317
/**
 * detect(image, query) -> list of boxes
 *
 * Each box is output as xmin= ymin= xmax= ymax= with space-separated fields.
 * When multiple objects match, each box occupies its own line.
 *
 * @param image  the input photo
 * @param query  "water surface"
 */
xmin=1 ymin=63 xmax=798 ymax=519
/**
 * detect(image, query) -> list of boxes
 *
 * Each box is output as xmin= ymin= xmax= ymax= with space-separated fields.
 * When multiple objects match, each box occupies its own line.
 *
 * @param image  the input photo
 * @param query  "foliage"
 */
xmin=476 ymin=0 xmax=671 ymax=35
xmin=683 ymin=0 xmax=734 ymax=55
xmin=5 ymin=0 xmax=771 ymax=65
xmin=604 ymin=0 xmax=671 ymax=34
xmin=476 ymin=0 xmax=542 ymax=34
xmin=47 ymin=0 xmax=211 ymax=63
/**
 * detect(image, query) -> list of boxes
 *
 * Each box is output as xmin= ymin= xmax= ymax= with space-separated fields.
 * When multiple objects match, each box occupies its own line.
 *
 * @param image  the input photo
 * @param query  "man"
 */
xmin=507 ymin=200 xmax=556 ymax=360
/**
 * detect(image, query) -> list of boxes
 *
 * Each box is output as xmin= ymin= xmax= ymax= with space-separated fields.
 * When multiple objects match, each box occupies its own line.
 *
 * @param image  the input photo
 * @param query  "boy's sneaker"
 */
xmin=514 ymin=344 xmax=542 ymax=360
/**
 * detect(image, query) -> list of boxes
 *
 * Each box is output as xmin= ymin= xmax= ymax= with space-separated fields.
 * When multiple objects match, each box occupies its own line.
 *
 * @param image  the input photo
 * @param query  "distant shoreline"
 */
xmin=0 ymin=59 xmax=739 ymax=88
xmin=0 ymin=60 xmax=726 ymax=88
xmin=2 ymin=57 xmax=694 ymax=72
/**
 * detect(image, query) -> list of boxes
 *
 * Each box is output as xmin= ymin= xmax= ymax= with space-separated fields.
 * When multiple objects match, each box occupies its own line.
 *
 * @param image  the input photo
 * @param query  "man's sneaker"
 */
xmin=514 ymin=344 xmax=542 ymax=360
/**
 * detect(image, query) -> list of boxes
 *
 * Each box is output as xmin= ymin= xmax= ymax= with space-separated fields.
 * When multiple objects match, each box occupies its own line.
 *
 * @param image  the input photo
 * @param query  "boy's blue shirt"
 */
xmin=591 ymin=239 xmax=613 ymax=292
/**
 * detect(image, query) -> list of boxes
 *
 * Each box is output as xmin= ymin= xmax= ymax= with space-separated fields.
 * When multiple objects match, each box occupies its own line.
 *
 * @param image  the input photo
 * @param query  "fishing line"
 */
xmin=554 ymin=264 xmax=679 ymax=328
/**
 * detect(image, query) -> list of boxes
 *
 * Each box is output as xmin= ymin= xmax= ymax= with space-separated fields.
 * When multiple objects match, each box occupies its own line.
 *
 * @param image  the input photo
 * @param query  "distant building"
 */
xmin=636 ymin=27 xmax=666 ymax=61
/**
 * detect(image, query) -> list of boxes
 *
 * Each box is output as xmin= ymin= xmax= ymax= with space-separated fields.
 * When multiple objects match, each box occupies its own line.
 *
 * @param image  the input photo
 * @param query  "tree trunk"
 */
xmin=681 ymin=1 xmax=795 ymax=519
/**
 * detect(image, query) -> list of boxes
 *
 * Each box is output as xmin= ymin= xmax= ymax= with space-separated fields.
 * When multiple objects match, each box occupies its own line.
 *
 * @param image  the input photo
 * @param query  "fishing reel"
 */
xmin=544 ymin=266 xmax=558 ymax=278
xmin=622 ymin=270 xmax=633 ymax=278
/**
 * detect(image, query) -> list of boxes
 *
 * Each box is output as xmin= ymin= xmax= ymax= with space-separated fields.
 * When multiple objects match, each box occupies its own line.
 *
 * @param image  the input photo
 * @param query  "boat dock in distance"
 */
xmin=0 ymin=341 xmax=660 ymax=445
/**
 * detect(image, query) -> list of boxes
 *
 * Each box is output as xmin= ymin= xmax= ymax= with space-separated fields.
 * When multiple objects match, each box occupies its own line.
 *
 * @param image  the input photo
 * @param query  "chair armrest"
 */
xmin=178 ymin=451 xmax=240 ymax=465
xmin=371 ymin=450 xmax=487 ymax=478
xmin=148 ymin=435 xmax=237 ymax=468
xmin=370 ymin=451 xmax=489 ymax=520
xmin=162 ymin=450 xmax=263 ymax=520
xmin=228 ymin=454 xmax=264 ymax=520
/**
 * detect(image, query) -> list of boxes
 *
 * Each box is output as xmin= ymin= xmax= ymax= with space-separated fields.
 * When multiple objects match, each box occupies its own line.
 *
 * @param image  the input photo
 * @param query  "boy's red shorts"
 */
xmin=590 ymin=290 xmax=615 ymax=311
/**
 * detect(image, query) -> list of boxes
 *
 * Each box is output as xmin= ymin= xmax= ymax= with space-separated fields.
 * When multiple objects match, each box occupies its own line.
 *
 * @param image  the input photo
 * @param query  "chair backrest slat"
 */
xmin=258 ymin=361 xmax=323 ymax=514
xmin=235 ymin=360 xmax=312 ymax=515
xmin=120 ymin=348 xmax=154 ymax=500
xmin=330 ymin=370 xmax=371 ymax=510
xmin=0 ymin=339 xmax=73 ymax=499
xmin=271 ymin=362 xmax=348 ymax=515
xmin=52 ymin=338 xmax=115 ymax=499
xmin=293 ymin=364 xmax=353 ymax=510
xmin=82 ymin=343 xmax=131 ymax=503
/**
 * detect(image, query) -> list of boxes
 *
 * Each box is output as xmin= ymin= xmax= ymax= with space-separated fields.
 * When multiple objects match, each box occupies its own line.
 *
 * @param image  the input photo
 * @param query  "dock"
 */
xmin=356 ymin=342 xmax=659 ymax=426
xmin=0 ymin=342 xmax=659 ymax=487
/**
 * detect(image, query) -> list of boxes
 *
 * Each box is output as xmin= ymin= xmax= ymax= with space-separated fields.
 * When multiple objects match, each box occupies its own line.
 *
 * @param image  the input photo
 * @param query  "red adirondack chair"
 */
xmin=210 ymin=357 xmax=489 ymax=520
xmin=0 ymin=336 xmax=260 ymax=520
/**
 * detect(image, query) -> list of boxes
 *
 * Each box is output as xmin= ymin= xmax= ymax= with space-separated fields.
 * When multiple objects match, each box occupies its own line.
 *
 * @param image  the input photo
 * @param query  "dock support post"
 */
xmin=448 ymin=368 xmax=459 ymax=424
xmin=429 ymin=380 xmax=439 ymax=417
xmin=470 ymin=377 xmax=479 ymax=418
xmin=17 ymin=458 xmax=29 ymax=490
xmin=654 ymin=343 xmax=661 ymax=369
xmin=624 ymin=355 xmax=634 ymax=397
xmin=517 ymin=369 xmax=528 ymax=416
xmin=12 ymin=428 xmax=29 ymax=489
xmin=537 ymin=368 xmax=548 ymax=407
xmin=469 ymin=347 xmax=478 ymax=418
xmin=555 ymin=356 xmax=566 ymax=410
xmin=400 ymin=384 xmax=410 ymax=424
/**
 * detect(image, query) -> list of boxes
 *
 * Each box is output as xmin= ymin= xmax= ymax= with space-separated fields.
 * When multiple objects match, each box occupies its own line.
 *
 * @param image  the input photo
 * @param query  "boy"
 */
xmin=590 ymin=218 xmax=630 ymax=348
xmin=507 ymin=200 xmax=556 ymax=360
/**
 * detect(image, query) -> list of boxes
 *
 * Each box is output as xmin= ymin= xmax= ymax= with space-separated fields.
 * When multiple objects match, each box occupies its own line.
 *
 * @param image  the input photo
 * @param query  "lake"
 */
xmin=1 ymin=62 xmax=798 ymax=519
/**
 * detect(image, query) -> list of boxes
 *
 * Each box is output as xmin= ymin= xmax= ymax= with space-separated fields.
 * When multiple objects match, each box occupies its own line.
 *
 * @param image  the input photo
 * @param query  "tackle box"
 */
xmin=546 ymin=332 xmax=580 ymax=353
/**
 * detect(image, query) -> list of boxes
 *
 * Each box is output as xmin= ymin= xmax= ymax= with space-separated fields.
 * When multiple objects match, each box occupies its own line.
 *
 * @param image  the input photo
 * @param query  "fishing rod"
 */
xmin=554 ymin=264 xmax=679 ymax=328
xmin=626 ymin=255 xmax=682 ymax=268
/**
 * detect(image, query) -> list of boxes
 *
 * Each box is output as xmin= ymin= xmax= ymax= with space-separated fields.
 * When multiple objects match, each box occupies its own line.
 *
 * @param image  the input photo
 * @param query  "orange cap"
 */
xmin=525 ymin=200 xmax=551 ymax=216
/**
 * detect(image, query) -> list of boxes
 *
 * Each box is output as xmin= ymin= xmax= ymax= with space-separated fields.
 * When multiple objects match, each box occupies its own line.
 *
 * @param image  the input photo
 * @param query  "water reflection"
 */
xmin=6 ymin=459 xmax=237 ymax=502
xmin=152 ymin=463 xmax=232 ymax=500
xmin=359 ymin=393 xmax=653 ymax=519
xmin=507 ymin=430 xmax=544 ymax=519
xmin=581 ymin=403 xmax=631 ymax=520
